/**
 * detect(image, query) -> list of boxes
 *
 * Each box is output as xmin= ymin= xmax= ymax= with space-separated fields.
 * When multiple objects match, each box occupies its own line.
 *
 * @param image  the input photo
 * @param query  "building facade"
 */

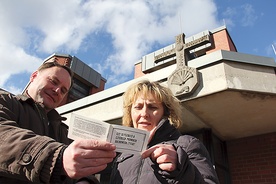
xmin=57 ymin=26 xmax=276 ymax=183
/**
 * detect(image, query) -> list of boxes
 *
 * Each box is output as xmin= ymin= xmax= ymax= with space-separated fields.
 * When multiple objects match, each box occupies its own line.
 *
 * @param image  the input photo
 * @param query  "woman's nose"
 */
xmin=140 ymin=107 xmax=149 ymax=117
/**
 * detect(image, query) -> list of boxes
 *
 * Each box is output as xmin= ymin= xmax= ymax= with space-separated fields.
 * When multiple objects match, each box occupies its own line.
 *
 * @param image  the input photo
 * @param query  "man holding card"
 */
xmin=0 ymin=62 xmax=116 ymax=184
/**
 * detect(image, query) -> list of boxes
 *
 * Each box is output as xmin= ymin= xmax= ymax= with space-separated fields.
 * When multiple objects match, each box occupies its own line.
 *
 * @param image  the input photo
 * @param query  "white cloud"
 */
xmin=240 ymin=4 xmax=257 ymax=27
xmin=0 ymin=43 xmax=41 ymax=86
xmin=0 ymin=0 xmax=221 ymax=92
xmin=87 ymin=0 xmax=219 ymax=85
xmin=221 ymin=3 xmax=257 ymax=29
xmin=4 ymin=85 xmax=23 ymax=95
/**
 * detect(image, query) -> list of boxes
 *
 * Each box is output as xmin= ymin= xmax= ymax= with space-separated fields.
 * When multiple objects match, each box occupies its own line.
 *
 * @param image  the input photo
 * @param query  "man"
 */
xmin=0 ymin=62 xmax=116 ymax=184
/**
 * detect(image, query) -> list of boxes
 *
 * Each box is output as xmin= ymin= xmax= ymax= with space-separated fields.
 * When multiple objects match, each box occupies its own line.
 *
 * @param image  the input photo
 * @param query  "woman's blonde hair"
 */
xmin=122 ymin=80 xmax=183 ymax=128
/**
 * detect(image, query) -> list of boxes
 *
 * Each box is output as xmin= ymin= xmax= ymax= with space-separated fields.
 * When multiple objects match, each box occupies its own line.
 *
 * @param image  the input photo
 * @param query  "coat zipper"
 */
xmin=34 ymin=103 xmax=49 ymax=134
xmin=135 ymin=157 xmax=145 ymax=184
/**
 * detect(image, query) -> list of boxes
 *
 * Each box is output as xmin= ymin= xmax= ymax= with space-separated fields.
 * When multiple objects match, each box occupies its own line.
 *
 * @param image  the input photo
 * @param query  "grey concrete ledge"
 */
xmin=189 ymin=50 xmax=276 ymax=69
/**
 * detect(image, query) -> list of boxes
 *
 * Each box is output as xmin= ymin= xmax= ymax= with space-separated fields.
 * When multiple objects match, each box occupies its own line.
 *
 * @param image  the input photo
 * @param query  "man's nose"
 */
xmin=54 ymin=87 xmax=61 ymax=95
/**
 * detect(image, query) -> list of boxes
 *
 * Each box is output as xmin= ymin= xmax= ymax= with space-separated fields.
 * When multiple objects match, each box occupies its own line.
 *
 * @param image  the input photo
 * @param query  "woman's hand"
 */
xmin=142 ymin=144 xmax=177 ymax=171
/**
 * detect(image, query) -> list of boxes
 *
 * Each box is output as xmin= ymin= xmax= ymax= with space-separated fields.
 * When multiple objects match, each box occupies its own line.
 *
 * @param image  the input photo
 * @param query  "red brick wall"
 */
xmin=227 ymin=132 xmax=276 ymax=184
xmin=206 ymin=29 xmax=237 ymax=55
xmin=134 ymin=62 xmax=145 ymax=78
xmin=90 ymin=79 xmax=106 ymax=94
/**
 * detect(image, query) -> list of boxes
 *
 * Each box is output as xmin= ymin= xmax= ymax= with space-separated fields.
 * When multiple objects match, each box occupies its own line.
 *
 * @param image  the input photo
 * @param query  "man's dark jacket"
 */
xmin=0 ymin=89 xmax=69 ymax=183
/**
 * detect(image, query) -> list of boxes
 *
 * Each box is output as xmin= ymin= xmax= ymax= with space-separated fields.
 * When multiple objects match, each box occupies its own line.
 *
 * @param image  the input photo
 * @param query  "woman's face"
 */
xmin=131 ymin=93 xmax=164 ymax=132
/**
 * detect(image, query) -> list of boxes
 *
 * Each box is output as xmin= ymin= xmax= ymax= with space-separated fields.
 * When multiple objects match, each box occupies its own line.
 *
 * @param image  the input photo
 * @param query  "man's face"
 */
xmin=28 ymin=66 xmax=71 ymax=112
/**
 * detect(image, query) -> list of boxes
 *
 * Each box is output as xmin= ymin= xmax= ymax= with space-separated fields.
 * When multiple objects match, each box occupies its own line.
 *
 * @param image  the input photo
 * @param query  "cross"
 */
xmin=154 ymin=33 xmax=211 ymax=67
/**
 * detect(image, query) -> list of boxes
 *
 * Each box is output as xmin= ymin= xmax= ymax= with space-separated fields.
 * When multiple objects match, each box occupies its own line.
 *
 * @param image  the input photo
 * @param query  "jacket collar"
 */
xmin=148 ymin=119 xmax=181 ymax=147
xmin=16 ymin=93 xmax=65 ymax=122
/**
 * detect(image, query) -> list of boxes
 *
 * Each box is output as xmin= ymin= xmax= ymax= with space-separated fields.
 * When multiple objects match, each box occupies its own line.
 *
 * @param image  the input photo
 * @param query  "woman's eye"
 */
xmin=133 ymin=105 xmax=142 ymax=109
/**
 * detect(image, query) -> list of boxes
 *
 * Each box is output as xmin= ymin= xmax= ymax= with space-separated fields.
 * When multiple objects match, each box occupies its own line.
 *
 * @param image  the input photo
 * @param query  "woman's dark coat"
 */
xmin=110 ymin=119 xmax=219 ymax=184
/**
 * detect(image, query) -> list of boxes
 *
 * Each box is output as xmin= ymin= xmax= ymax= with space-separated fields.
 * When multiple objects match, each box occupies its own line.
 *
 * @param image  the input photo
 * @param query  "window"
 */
xmin=67 ymin=78 xmax=90 ymax=103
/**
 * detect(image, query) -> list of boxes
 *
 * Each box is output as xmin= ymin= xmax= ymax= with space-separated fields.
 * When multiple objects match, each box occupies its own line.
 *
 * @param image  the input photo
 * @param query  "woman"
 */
xmin=110 ymin=80 xmax=219 ymax=184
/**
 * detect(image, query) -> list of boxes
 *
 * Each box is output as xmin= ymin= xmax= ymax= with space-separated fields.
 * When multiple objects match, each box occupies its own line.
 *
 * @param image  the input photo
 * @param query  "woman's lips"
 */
xmin=138 ymin=122 xmax=151 ymax=126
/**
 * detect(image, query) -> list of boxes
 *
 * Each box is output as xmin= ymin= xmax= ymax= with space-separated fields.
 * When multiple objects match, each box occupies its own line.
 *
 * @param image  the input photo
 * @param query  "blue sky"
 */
xmin=0 ymin=0 xmax=275 ymax=94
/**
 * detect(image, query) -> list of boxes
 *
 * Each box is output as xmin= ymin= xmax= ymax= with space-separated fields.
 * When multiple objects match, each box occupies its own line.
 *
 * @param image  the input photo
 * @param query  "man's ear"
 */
xmin=30 ymin=71 xmax=38 ymax=82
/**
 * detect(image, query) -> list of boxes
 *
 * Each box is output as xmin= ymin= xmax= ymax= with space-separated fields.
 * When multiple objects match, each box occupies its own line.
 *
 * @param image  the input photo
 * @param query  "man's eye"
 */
xmin=49 ymin=78 xmax=57 ymax=85
xmin=61 ymin=88 xmax=68 ymax=95
xmin=53 ymin=80 xmax=58 ymax=85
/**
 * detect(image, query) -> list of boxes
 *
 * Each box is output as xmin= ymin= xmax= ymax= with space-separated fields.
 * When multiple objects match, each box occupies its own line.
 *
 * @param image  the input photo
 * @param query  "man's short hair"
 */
xmin=38 ymin=62 xmax=74 ymax=89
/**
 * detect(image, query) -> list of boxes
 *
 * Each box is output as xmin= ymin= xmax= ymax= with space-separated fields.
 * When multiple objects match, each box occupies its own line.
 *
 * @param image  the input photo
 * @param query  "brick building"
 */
xmin=57 ymin=26 xmax=276 ymax=183
xmin=132 ymin=26 xmax=276 ymax=184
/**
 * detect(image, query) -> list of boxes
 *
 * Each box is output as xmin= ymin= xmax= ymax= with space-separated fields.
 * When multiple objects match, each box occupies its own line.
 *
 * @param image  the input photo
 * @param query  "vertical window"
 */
xmin=191 ymin=129 xmax=231 ymax=184
xmin=67 ymin=78 xmax=90 ymax=103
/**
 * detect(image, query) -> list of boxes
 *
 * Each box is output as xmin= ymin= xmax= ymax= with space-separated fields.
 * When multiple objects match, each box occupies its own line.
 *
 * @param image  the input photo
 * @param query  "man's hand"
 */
xmin=142 ymin=144 xmax=177 ymax=171
xmin=63 ymin=139 xmax=116 ymax=179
